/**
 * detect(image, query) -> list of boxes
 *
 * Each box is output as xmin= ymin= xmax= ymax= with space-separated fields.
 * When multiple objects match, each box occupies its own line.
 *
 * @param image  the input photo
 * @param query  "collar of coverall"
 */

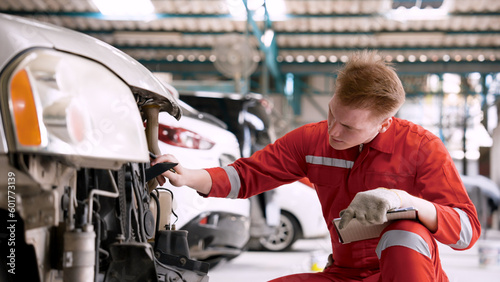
xmin=363 ymin=116 xmax=396 ymax=155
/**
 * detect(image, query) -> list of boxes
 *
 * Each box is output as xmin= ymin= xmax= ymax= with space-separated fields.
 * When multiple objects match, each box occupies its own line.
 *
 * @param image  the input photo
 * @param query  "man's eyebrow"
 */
xmin=339 ymin=122 xmax=357 ymax=129
xmin=340 ymin=122 xmax=354 ymax=129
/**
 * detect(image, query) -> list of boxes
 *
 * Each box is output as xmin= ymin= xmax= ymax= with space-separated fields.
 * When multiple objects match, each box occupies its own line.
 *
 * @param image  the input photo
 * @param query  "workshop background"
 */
xmin=1 ymin=0 xmax=500 ymax=281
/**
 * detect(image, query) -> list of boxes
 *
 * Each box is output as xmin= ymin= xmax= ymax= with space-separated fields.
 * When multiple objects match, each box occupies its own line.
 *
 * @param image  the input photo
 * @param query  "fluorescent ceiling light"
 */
xmin=114 ymin=31 xmax=182 ymax=40
xmin=265 ymin=0 xmax=287 ymax=21
xmin=226 ymin=0 xmax=286 ymax=21
xmin=376 ymin=32 xmax=444 ymax=43
xmin=261 ymin=29 xmax=274 ymax=47
xmin=91 ymin=0 xmax=155 ymax=18
xmin=385 ymin=0 xmax=452 ymax=21
xmin=386 ymin=6 xmax=449 ymax=21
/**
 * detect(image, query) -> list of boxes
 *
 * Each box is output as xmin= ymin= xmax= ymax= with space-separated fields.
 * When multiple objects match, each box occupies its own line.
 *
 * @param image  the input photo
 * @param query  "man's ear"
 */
xmin=379 ymin=117 xmax=393 ymax=133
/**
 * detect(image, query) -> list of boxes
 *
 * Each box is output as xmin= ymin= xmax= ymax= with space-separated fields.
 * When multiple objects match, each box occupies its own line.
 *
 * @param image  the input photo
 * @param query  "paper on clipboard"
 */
xmin=333 ymin=207 xmax=418 ymax=244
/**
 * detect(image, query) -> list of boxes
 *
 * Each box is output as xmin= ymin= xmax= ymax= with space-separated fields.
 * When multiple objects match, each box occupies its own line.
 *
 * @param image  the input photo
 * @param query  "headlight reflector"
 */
xmin=3 ymin=49 xmax=149 ymax=168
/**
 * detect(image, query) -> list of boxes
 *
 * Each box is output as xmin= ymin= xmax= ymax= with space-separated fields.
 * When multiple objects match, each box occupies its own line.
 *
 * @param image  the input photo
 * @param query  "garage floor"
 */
xmin=208 ymin=233 xmax=500 ymax=282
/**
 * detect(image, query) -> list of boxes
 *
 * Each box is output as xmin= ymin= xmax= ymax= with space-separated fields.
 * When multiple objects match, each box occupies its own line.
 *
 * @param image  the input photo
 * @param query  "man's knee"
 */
xmin=375 ymin=220 xmax=447 ymax=281
xmin=376 ymin=220 xmax=434 ymax=260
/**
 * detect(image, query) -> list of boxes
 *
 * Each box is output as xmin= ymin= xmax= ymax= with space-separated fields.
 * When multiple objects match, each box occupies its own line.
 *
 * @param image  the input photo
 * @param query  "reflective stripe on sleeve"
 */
xmin=448 ymin=207 xmax=473 ymax=249
xmin=223 ymin=166 xmax=241 ymax=199
xmin=305 ymin=155 xmax=354 ymax=169
xmin=375 ymin=230 xmax=431 ymax=259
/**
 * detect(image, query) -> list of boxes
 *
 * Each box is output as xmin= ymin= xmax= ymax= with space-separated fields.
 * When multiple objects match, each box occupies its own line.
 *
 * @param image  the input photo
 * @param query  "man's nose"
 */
xmin=328 ymin=121 xmax=340 ymax=136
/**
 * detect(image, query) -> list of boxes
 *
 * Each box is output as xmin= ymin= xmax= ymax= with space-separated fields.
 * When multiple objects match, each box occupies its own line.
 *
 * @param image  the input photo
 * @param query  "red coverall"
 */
xmin=205 ymin=118 xmax=481 ymax=281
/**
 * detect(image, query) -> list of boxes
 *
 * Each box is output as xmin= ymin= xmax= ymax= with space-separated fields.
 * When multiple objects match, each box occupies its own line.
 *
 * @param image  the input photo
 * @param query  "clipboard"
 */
xmin=333 ymin=207 xmax=418 ymax=244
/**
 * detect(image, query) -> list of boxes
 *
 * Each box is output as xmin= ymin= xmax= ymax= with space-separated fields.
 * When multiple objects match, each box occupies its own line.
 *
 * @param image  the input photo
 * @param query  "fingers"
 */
xmin=339 ymin=206 xmax=389 ymax=230
xmin=151 ymin=154 xmax=178 ymax=165
xmin=339 ymin=188 xmax=397 ymax=230
xmin=156 ymin=175 xmax=166 ymax=186
xmin=338 ymin=209 xmax=354 ymax=229
xmin=363 ymin=211 xmax=387 ymax=225
xmin=150 ymin=154 xmax=183 ymax=187
xmin=324 ymin=253 xmax=333 ymax=270
xmin=155 ymin=169 xmax=182 ymax=187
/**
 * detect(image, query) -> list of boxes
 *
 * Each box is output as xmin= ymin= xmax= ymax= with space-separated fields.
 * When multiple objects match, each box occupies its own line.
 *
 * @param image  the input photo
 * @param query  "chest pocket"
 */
xmin=364 ymin=171 xmax=415 ymax=192
xmin=308 ymin=165 xmax=349 ymax=186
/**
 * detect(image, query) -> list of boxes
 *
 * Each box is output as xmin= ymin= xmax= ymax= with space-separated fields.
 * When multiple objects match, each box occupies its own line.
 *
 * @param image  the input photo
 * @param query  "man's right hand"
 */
xmin=324 ymin=253 xmax=333 ymax=270
xmin=152 ymin=154 xmax=184 ymax=187
xmin=152 ymin=154 xmax=213 ymax=195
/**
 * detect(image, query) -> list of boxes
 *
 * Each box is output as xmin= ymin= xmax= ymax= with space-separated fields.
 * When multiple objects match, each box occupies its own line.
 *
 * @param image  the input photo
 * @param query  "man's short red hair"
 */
xmin=334 ymin=50 xmax=406 ymax=120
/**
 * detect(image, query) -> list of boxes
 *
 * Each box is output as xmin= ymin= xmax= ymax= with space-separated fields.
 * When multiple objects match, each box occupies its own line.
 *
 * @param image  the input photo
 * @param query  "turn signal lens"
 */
xmin=10 ymin=69 xmax=42 ymax=146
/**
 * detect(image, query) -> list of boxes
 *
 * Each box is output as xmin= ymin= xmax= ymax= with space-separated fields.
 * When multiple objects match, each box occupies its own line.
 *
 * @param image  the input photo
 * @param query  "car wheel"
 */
xmin=259 ymin=211 xmax=301 ymax=252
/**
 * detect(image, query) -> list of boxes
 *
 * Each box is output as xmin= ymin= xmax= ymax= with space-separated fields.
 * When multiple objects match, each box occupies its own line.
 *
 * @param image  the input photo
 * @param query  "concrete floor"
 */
xmin=208 ymin=233 xmax=500 ymax=282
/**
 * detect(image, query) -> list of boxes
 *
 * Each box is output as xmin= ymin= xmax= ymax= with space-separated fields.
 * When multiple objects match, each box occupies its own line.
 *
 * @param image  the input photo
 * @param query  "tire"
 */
xmin=259 ymin=211 xmax=301 ymax=252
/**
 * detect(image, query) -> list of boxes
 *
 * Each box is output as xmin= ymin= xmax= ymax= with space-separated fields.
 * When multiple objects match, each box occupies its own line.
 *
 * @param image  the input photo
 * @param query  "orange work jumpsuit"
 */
xmin=206 ymin=118 xmax=481 ymax=281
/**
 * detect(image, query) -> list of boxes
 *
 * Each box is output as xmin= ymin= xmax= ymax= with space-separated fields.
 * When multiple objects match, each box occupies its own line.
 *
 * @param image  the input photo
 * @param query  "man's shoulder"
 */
xmin=288 ymin=120 xmax=327 ymax=135
xmin=393 ymin=118 xmax=438 ymax=141
xmin=283 ymin=121 xmax=327 ymax=144
xmin=302 ymin=120 xmax=328 ymax=131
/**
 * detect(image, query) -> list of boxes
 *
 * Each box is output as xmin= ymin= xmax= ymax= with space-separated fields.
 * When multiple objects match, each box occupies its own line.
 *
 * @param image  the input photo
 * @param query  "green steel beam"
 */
xmin=76 ymin=29 xmax=500 ymax=36
xmin=242 ymin=0 xmax=283 ymax=94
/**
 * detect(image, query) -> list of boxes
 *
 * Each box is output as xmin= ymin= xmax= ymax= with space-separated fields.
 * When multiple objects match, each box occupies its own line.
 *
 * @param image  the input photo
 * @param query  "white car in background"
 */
xmin=157 ymin=100 xmax=251 ymax=267
xmin=461 ymin=174 xmax=500 ymax=232
xmin=178 ymin=91 xmax=329 ymax=252
xmin=259 ymin=179 xmax=328 ymax=251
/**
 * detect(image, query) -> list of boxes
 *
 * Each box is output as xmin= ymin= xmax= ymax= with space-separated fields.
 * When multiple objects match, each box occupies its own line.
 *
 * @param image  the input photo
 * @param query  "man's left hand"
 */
xmin=338 ymin=188 xmax=402 ymax=229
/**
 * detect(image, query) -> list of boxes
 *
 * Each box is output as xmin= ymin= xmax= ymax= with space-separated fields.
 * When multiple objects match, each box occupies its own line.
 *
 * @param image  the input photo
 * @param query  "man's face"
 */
xmin=327 ymin=95 xmax=387 ymax=150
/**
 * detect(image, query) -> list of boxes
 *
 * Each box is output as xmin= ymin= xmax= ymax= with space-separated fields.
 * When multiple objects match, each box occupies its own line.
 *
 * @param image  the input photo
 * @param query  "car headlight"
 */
xmin=1 ymin=48 xmax=149 ymax=169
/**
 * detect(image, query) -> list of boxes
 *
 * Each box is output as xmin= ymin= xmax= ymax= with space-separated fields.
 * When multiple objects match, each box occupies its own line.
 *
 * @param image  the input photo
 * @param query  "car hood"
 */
xmin=0 ymin=13 xmax=181 ymax=119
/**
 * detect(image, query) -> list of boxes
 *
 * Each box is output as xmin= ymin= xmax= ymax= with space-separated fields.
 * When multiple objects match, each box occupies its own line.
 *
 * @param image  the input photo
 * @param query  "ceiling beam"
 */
xmin=139 ymin=60 xmax=500 ymax=76
xmin=2 ymin=10 xmax=499 ymax=18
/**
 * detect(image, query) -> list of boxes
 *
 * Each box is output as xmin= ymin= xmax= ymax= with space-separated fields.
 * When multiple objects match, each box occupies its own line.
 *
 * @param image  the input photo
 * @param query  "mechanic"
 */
xmin=153 ymin=50 xmax=481 ymax=281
